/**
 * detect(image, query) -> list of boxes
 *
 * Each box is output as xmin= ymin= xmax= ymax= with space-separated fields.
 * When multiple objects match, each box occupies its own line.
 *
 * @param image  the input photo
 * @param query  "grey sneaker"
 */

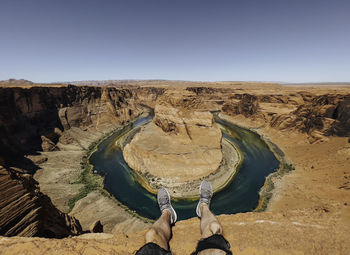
xmin=157 ymin=187 xmax=177 ymax=224
xmin=196 ymin=180 xmax=213 ymax=218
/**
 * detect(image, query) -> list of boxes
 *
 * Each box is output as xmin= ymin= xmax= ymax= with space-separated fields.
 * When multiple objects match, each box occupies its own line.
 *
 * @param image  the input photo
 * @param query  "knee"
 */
xmin=209 ymin=221 xmax=222 ymax=235
xmin=145 ymin=228 xmax=158 ymax=243
xmin=145 ymin=228 xmax=169 ymax=251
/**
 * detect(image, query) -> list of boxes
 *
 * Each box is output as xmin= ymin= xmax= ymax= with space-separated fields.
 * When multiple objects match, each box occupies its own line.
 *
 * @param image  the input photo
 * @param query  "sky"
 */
xmin=0 ymin=0 xmax=349 ymax=83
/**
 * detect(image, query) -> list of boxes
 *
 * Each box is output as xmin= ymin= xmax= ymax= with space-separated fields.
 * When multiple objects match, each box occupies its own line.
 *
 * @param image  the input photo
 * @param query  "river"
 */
xmin=89 ymin=115 xmax=279 ymax=220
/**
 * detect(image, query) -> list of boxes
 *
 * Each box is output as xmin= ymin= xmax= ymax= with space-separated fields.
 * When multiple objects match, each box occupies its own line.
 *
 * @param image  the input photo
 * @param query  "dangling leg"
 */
xmin=137 ymin=187 xmax=177 ymax=254
xmin=194 ymin=181 xmax=229 ymax=255
xmin=199 ymin=203 xmax=223 ymax=239
xmin=145 ymin=210 xmax=172 ymax=250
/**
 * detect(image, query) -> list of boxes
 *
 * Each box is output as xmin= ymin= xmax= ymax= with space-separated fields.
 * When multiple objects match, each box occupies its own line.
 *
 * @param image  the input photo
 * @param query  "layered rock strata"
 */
xmin=192 ymin=88 xmax=350 ymax=140
xmin=0 ymin=166 xmax=82 ymax=237
xmin=0 ymin=84 xmax=157 ymax=235
xmin=0 ymin=85 xmax=145 ymax=168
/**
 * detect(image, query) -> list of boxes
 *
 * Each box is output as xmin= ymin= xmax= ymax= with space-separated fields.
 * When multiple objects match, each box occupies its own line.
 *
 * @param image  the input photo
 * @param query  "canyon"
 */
xmin=0 ymin=81 xmax=349 ymax=254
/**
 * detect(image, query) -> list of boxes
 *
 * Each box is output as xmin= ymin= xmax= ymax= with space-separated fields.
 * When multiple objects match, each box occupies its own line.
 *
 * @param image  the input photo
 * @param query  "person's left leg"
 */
xmin=145 ymin=210 xmax=172 ymax=250
xmin=136 ymin=187 xmax=177 ymax=255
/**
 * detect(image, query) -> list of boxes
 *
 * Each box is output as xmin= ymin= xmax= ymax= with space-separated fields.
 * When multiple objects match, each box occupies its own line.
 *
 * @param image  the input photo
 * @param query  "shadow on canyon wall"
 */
xmin=0 ymin=84 xmax=164 ymax=238
xmin=187 ymin=87 xmax=350 ymax=138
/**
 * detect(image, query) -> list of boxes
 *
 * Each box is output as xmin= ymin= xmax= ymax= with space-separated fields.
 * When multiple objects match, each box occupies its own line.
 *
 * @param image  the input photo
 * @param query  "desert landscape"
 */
xmin=0 ymin=79 xmax=349 ymax=254
xmin=1 ymin=1 xmax=349 ymax=253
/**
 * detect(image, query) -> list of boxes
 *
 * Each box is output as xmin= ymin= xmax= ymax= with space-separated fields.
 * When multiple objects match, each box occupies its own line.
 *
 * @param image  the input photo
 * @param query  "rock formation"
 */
xmin=218 ymin=91 xmax=350 ymax=141
xmin=1 ymin=209 xmax=349 ymax=254
xmin=123 ymin=90 xmax=222 ymax=183
xmin=268 ymin=94 xmax=350 ymax=138
xmin=0 ymin=166 xmax=82 ymax=237
xmin=89 ymin=220 xmax=103 ymax=233
xmin=222 ymin=93 xmax=260 ymax=117
xmin=0 ymin=84 xmax=150 ymax=236
xmin=0 ymin=85 xmax=144 ymax=170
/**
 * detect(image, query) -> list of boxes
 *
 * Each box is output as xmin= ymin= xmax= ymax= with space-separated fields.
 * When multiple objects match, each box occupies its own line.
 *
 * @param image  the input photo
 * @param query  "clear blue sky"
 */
xmin=0 ymin=0 xmax=349 ymax=83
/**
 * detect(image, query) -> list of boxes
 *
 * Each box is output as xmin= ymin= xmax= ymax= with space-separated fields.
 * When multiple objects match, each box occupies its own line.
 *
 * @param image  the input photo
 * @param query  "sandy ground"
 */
xmin=1 ymin=209 xmax=349 ymax=255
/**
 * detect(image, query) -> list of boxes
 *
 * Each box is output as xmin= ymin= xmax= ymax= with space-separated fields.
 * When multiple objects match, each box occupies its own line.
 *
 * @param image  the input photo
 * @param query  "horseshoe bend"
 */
xmin=122 ymin=90 xmax=238 ymax=198
xmin=124 ymin=90 xmax=223 ymax=181
xmin=0 ymin=80 xmax=349 ymax=254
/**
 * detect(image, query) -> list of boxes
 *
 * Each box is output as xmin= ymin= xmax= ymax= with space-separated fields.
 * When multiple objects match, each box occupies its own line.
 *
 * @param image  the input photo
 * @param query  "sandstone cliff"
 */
xmin=0 ymin=166 xmax=82 ymax=237
xmin=0 ymin=85 xmax=144 ymax=169
xmin=189 ymin=88 xmax=350 ymax=141
xmin=0 ymin=84 xmax=147 ymax=236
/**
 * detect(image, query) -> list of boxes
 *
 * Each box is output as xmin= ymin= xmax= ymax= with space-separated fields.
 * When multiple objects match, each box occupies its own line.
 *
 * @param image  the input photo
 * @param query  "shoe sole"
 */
xmin=196 ymin=201 xmax=202 ymax=218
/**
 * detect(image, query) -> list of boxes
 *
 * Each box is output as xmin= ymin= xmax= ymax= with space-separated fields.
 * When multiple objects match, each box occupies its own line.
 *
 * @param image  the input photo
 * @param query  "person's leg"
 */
xmin=137 ymin=187 xmax=177 ymax=254
xmin=199 ymin=203 xmax=222 ymax=239
xmin=194 ymin=181 xmax=228 ymax=255
xmin=145 ymin=210 xmax=172 ymax=250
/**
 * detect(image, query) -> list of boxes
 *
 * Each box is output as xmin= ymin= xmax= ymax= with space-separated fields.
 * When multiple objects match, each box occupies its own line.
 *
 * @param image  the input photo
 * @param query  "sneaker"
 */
xmin=157 ymin=187 xmax=177 ymax=224
xmin=196 ymin=180 xmax=213 ymax=218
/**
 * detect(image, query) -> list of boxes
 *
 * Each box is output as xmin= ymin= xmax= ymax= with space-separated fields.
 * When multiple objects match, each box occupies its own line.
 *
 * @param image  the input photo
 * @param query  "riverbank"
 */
xmin=218 ymin=113 xmax=293 ymax=211
xmin=34 ymin=112 xmax=153 ymax=233
xmin=131 ymin=137 xmax=242 ymax=199
xmin=116 ymin=117 xmax=243 ymax=199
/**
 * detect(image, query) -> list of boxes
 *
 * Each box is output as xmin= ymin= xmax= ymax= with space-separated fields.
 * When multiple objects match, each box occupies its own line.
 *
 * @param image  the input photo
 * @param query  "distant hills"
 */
xmin=0 ymin=79 xmax=33 ymax=84
xmin=1 ymin=78 xmax=349 ymax=87
xmin=284 ymin=82 xmax=350 ymax=86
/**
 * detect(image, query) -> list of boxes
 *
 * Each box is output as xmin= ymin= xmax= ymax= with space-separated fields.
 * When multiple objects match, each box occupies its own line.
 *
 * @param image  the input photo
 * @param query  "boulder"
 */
xmin=89 ymin=220 xmax=104 ymax=233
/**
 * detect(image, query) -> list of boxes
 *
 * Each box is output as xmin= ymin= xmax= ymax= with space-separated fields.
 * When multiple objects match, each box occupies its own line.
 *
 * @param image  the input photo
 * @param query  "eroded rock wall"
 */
xmin=269 ymin=94 xmax=350 ymax=137
xmin=0 ymin=167 xmax=82 ymax=237
xmin=0 ymin=84 xmax=147 ymax=237
xmin=188 ymin=87 xmax=350 ymax=140
xmin=0 ymin=85 xmax=144 ymax=169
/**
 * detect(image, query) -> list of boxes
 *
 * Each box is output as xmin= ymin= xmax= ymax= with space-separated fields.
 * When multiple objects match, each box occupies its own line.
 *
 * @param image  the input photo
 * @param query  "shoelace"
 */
xmin=201 ymin=190 xmax=212 ymax=200
xmin=159 ymin=197 xmax=169 ymax=208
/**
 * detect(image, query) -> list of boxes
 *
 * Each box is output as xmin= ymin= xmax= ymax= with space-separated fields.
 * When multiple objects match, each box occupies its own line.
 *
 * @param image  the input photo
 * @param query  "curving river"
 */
xmin=89 ymin=115 xmax=279 ymax=220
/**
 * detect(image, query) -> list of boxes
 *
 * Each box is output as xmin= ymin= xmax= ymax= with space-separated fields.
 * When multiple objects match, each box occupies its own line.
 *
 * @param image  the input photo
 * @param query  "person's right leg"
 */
xmin=200 ymin=203 xmax=223 ymax=239
xmin=196 ymin=180 xmax=223 ymax=238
